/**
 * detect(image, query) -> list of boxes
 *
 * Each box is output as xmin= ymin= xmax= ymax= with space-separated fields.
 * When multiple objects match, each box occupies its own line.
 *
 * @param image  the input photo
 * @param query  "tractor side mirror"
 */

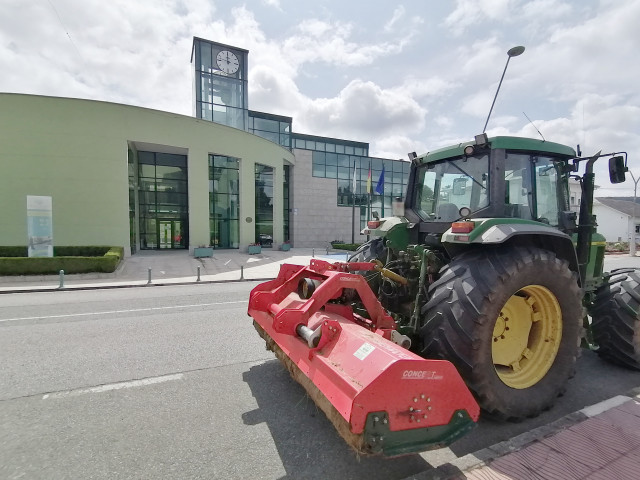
xmin=609 ymin=156 xmax=627 ymax=184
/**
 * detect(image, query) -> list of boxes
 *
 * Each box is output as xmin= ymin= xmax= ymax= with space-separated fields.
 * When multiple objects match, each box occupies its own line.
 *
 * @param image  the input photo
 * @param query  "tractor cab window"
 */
xmin=505 ymin=153 xmax=562 ymax=226
xmin=534 ymin=157 xmax=561 ymax=226
xmin=414 ymin=154 xmax=489 ymax=222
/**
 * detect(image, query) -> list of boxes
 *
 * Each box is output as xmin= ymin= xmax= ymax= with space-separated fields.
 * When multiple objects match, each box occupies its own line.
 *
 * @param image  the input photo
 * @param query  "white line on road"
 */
xmin=42 ymin=373 xmax=184 ymax=400
xmin=0 ymin=300 xmax=249 ymax=323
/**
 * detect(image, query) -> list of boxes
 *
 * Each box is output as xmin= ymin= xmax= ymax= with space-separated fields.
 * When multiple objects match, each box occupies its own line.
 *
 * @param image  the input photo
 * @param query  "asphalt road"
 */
xmin=1 ymin=257 xmax=639 ymax=479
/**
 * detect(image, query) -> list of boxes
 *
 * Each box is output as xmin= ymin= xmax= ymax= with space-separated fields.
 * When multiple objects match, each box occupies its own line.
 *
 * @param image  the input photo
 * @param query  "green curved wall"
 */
xmin=0 ymin=93 xmax=294 ymax=254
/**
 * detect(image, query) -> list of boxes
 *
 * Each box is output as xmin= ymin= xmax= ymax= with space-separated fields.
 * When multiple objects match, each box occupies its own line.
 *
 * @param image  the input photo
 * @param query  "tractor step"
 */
xmin=248 ymin=261 xmax=480 ymax=456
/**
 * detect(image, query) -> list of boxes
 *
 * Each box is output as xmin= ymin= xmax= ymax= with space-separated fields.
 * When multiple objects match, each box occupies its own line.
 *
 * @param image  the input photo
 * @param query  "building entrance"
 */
xmin=135 ymin=151 xmax=189 ymax=250
xmin=159 ymin=220 xmax=183 ymax=249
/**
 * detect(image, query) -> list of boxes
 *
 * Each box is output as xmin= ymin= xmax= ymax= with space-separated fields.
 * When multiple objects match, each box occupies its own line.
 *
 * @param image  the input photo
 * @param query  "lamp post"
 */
xmin=630 ymin=171 xmax=639 ymax=257
xmin=483 ymin=45 xmax=525 ymax=133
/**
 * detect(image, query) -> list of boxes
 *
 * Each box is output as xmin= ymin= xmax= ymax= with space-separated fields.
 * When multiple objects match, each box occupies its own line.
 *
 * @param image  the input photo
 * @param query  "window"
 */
xmin=255 ymin=164 xmax=274 ymax=247
xmin=505 ymin=153 xmax=564 ymax=225
xmin=209 ymin=155 xmax=240 ymax=248
xmin=137 ymin=152 xmax=188 ymax=249
xmin=414 ymin=155 xmax=489 ymax=222
xmin=283 ymin=165 xmax=290 ymax=242
xmin=505 ymin=153 xmax=534 ymax=220
xmin=312 ymin=151 xmax=325 ymax=177
xmin=534 ymin=157 xmax=561 ymax=226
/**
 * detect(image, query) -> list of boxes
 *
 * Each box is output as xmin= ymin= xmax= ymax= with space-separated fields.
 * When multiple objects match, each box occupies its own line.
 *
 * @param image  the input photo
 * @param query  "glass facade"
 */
xmin=137 ymin=152 xmax=189 ymax=250
xmin=283 ymin=165 xmax=290 ymax=241
xmin=255 ymin=164 xmax=274 ymax=247
xmin=292 ymin=133 xmax=368 ymax=157
xmin=249 ymin=111 xmax=292 ymax=149
xmin=209 ymin=155 xmax=240 ymax=248
xmin=192 ymin=38 xmax=249 ymax=130
xmin=128 ymin=149 xmax=136 ymax=254
xmin=308 ymin=149 xmax=410 ymax=221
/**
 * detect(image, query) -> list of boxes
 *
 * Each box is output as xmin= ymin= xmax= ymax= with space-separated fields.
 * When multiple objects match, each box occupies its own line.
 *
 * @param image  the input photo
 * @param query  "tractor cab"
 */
xmin=405 ymin=136 xmax=578 ymax=236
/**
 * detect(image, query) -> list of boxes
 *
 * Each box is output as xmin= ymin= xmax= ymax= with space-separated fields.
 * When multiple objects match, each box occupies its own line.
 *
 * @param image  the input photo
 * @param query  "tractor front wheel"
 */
xmin=590 ymin=268 xmax=640 ymax=370
xmin=420 ymin=246 xmax=582 ymax=419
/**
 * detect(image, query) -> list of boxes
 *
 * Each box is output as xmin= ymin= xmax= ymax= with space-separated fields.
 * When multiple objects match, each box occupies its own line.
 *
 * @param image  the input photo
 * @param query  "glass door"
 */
xmin=158 ymin=220 xmax=182 ymax=249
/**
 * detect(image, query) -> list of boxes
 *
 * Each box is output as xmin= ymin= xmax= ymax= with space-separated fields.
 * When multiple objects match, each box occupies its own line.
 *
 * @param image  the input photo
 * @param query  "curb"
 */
xmin=404 ymin=388 xmax=640 ymax=480
xmin=0 ymin=276 xmax=277 ymax=295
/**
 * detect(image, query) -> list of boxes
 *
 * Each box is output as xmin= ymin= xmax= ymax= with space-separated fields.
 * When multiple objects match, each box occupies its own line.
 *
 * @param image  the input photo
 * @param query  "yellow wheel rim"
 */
xmin=492 ymin=285 xmax=562 ymax=389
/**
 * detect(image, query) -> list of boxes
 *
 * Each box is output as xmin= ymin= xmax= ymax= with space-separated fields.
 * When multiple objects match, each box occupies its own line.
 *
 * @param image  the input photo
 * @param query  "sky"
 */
xmin=1 ymin=0 xmax=639 ymax=195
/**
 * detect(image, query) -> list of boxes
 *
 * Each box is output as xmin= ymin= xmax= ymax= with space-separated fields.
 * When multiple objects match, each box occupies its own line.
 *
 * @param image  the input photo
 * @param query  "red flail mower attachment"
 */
xmin=248 ymin=259 xmax=479 ymax=456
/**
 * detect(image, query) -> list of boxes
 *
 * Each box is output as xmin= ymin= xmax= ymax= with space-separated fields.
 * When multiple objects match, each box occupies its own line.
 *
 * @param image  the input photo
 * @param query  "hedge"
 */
xmin=330 ymin=243 xmax=361 ymax=252
xmin=0 ymin=246 xmax=123 ymax=275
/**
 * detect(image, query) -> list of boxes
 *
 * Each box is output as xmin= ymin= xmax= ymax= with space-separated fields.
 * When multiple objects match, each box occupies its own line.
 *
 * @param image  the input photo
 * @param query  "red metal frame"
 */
xmin=249 ymin=261 xmax=479 ymax=435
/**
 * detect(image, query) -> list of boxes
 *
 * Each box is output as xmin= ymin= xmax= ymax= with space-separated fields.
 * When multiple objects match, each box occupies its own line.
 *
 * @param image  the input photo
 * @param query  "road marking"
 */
xmin=42 ymin=373 xmax=184 ymax=400
xmin=0 ymin=300 xmax=248 ymax=323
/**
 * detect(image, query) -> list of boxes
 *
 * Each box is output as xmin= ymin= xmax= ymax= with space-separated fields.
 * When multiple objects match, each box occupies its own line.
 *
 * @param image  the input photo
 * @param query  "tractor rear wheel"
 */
xmin=590 ymin=268 xmax=640 ymax=370
xmin=348 ymin=238 xmax=387 ymax=293
xmin=419 ymin=246 xmax=582 ymax=419
xmin=348 ymin=237 xmax=386 ymax=263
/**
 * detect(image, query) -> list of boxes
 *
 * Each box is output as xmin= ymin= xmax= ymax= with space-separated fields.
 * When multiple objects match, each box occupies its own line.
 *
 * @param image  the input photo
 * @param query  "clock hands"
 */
xmin=216 ymin=50 xmax=239 ymax=74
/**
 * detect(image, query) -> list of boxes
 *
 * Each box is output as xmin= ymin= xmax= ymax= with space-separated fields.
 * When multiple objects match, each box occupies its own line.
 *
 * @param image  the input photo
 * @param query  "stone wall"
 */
xmin=290 ymin=149 xmax=363 ymax=247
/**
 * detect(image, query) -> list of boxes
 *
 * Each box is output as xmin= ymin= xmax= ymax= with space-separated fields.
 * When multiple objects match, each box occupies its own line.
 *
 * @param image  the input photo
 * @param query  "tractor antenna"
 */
xmin=483 ymin=46 xmax=525 ymax=133
xmin=523 ymin=111 xmax=545 ymax=142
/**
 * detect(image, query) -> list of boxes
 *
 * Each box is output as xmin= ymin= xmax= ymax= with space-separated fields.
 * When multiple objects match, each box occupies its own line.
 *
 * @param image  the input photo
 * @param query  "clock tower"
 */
xmin=191 ymin=37 xmax=249 ymax=130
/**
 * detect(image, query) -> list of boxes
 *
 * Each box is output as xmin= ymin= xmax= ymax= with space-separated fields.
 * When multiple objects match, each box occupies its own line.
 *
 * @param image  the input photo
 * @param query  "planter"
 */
xmin=248 ymin=245 xmax=262 ymax=255
xmin=194 ymin=247 xmax=213 ymax=258
xmin=281 ymin=243 xmax=291 ymax=251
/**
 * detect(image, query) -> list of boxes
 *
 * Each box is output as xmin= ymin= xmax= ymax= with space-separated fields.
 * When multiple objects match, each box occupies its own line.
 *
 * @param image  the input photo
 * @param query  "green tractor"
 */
xmin=349 ymin=134 xmax=639 ymax=419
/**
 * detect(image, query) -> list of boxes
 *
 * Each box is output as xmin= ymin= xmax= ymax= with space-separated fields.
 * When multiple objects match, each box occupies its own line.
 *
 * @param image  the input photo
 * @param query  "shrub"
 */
xmin=0 ymin=246 xmax=123 ymax=275
xmin=0 ymin=246 xmax=28 ymax=257
xmin=330 ymin=243 xmax=361 ymax=251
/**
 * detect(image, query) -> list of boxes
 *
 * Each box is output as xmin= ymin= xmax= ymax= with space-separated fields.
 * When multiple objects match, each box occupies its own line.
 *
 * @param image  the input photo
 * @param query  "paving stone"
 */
xmin=539 ymin=426 xmax=619 ymax=471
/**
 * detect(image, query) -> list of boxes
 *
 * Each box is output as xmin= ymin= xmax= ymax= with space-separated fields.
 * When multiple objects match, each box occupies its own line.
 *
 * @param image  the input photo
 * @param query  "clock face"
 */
xmin=216 ymin=50 xmax=240 ymax=75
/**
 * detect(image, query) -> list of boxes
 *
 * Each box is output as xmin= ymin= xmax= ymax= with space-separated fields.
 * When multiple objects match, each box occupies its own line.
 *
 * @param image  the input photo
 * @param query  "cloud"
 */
xmin=0 ymin=0 xmax=219 ymax=114
xmin=384 ymin=6 xmax=406 ymax=32
xmin=262 ymin=0 xmax=281 ymax=10
xmin=283 ymin=19 xmax=409 ymax=68
xmin=443 ymin=0 xmax=512 ymax=36
xmin=392 ymin=76 xmax=458 ymax=100
xmin=373 ymin=134 xmax=428 ymax=161
xmin=306 ymin=79 xmax=426 ymax=136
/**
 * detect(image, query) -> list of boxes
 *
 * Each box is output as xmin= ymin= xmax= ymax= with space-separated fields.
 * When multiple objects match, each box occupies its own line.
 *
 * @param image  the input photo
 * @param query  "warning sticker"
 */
xmin=354 ymin=342 xmax=375 ymax=360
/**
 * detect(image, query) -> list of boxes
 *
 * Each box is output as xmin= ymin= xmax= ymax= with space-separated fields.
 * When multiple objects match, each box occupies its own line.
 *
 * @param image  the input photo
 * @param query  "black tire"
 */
xmin=347 ymin=238 xmax=386 ymax=294
xmin=590 ymin=268 xmax=640 ymax=370
xmin=348 ymin=238 xmax=386 ymax=263
xmin=419 ymin=246 xmax=582 ymax=419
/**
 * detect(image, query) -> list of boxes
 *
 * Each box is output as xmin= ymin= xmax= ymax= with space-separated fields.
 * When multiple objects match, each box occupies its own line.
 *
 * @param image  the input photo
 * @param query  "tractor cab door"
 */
xmin=504 ymin=152 xmax=566 ymax=226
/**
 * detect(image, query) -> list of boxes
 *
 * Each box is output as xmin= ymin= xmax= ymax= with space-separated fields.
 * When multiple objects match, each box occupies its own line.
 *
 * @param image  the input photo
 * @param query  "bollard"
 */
xmin=240 ymin=265 xmax=244 ymax=280
xmin=197 ymin=266 xmax=201 ymax=282
xmin=312 ymin=248 xmax=315 ymax=258
xmin=58 ymin=270 xmax=64 ymax=289
xmin=147 ymin=268 xmax=152 ymax=285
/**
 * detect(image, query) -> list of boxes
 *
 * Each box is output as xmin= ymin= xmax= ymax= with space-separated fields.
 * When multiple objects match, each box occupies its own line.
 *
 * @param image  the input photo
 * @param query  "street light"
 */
xmin=483 ymin=46 xmax=526 ymax=133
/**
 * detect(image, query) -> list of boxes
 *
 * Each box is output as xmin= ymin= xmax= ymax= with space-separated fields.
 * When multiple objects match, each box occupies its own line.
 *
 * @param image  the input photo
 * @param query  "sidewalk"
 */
xmin=0 ymin=248 xmax=350 ymax=293
xmin=413 ymin=391 xmax=640 ymax=480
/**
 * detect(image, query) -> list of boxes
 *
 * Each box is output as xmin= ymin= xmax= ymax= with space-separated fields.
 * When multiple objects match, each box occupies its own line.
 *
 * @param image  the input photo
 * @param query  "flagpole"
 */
xmin=351 ymin=160 xmax=356 ymax=244
xmin=367 ymin=161 xmax=371 ymax=241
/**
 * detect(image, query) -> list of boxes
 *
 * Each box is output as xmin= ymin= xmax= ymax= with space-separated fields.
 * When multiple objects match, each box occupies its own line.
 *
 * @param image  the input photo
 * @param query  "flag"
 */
xmin=375 ymin=166 xmax=385 ymax=195
xmin=366 ymin=166 xmax=372 ymax=194
xmin=352 ymin=161 xmax=357 ymax=193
